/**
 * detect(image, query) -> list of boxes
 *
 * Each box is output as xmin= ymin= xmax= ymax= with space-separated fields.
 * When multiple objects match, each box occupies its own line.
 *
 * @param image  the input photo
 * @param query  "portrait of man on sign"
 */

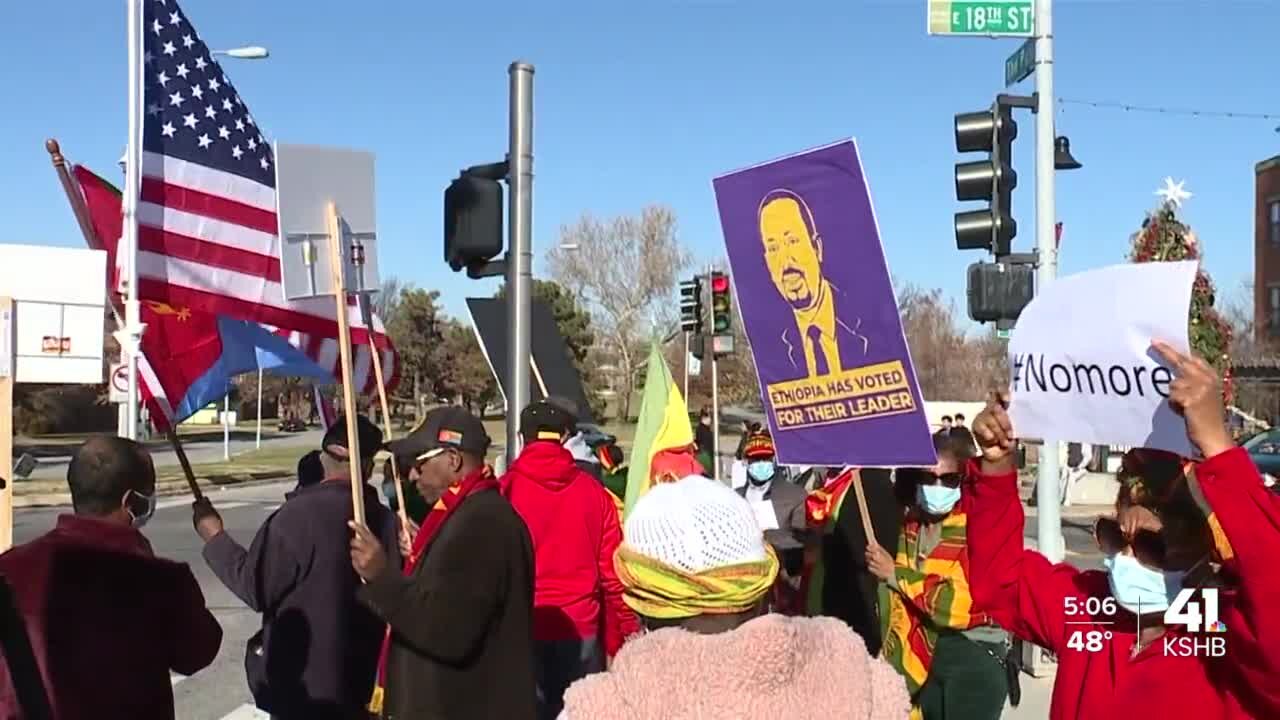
xmin=757 ymin=188 xmax=868 ymax=378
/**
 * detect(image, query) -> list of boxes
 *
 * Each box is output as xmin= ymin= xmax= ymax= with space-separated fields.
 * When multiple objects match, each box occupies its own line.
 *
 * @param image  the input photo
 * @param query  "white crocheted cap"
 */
xmin=623 ymin=475 xmax=768 ymax=574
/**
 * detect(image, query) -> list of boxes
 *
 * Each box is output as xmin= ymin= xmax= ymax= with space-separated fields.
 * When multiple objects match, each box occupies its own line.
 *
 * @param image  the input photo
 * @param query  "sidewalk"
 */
xmin=1004 ymin=673 xmax=1055 ymax=718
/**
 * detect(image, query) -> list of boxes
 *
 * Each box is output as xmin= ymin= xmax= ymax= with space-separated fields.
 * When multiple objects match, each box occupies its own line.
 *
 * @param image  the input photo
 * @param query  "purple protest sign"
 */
xmin=713 ymin=140 xmax=935 ymax=467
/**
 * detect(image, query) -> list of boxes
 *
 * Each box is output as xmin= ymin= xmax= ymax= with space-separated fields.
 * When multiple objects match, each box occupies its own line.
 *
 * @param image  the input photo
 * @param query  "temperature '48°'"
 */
xmin=1063 ymin=596 xmax=1119 ymax=653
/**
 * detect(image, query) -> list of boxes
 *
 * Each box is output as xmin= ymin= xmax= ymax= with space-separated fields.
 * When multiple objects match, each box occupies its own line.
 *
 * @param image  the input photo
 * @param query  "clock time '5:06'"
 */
xmin=1063 ymin=596 xmax=1118 ymax=617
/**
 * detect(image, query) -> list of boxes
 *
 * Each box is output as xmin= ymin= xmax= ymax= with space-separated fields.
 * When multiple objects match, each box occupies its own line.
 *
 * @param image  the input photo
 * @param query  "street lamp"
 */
xmin=119 ymin=45 xmax=270 ymax=171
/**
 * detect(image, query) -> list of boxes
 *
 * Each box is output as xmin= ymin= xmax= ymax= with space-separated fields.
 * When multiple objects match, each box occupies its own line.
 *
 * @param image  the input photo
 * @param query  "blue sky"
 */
xmin=3 ymin=0 xmax=1277 ymax=324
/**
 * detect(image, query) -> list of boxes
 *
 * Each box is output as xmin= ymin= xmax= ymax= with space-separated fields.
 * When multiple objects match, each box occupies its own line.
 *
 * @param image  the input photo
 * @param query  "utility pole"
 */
xmin=708 ymin=265 xmax=721 ymax=482
xmin=505 ymin=62 xmax=534 ymax=465
xmin=682 ymin=331 xmax=690 ymax=402
xmin=1032 ymin=0 xmax=1062 ymax=563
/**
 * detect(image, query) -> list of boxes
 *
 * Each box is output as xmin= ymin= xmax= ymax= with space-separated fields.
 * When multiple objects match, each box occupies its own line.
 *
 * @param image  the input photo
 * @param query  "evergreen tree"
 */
xmin=1127 ymin=192 xmax=1233 ymax=403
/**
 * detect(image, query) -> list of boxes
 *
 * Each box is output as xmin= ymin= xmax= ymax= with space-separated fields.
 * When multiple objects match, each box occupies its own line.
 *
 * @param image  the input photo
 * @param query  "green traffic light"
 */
xmin=714 ymin=317 xmax=729 ymax=332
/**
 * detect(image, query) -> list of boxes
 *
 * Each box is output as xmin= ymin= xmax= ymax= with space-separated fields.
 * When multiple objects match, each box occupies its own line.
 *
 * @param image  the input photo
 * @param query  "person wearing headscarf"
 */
xmin=558 ymin=476 xmax=911 ymax=720
xmin=964 ymin=341 xmax=1280 ymax=719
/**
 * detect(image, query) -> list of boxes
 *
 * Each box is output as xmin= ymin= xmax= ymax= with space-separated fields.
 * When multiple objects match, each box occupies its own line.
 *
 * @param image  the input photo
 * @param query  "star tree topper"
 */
xmin=1156 ymin=177 xmax=1193 ymax=208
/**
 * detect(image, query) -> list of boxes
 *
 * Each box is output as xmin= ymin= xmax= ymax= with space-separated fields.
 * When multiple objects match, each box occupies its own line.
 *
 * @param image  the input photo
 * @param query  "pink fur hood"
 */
xmin=561 ymin=614 xmax=911 ymax=719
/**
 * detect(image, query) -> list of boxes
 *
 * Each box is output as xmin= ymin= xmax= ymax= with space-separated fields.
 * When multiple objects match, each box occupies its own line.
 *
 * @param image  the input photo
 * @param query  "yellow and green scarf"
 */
xmin=614 ymin=544 xmax=779 ymax=620
xmin=879 ymin=511 xmax=992 ymax=697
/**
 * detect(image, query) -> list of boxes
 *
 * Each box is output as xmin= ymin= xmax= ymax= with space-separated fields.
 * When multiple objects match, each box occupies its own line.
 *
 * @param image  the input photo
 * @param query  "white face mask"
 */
xmin=125 ymin=489 xmax=157 ymax=529
xmin=1103 ymin=552 xmax=1185 ymax=615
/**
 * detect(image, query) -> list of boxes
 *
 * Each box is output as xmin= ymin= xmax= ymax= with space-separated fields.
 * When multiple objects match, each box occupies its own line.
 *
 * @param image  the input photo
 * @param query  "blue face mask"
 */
xmin=1103 ymin=552 xmax=1185 ymax=615
xmin=747 ymin=460 xmax=776 ymax=484
xmin=916 ymin=484 xmax=961 ymax=515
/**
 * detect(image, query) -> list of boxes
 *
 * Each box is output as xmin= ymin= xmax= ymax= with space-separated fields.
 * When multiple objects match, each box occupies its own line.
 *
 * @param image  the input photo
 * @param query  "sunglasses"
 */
xmin=1094 ymin=516 xmax=1167 ymax=568
xmin=905 ymin=470 xmax=964 ymax=489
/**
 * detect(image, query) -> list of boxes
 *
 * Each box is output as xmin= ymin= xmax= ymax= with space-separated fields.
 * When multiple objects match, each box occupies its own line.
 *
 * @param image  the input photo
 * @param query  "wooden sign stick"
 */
xmin=367 ymin=334 xmax=408 ymax=529
xmin=326 ymin=202 xmax=366 ymax=526
xmin=848 ymin=468 xmax=877 ymax=549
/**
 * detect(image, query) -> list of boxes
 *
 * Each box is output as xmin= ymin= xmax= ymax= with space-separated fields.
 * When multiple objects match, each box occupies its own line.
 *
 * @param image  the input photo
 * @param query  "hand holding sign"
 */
xmin=1149 ymin=341 xmax=1232 ymax=459
xmin=973 ymin=391 xmax=1016 ymax=473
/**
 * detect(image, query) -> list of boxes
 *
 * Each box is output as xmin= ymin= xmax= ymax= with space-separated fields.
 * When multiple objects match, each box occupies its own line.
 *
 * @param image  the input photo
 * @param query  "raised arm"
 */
xmin=964 ymin=395 xmax=1087 ymax=653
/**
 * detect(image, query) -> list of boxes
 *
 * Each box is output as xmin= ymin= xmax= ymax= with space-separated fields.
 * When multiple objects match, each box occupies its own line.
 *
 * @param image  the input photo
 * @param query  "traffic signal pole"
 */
xmin=506 ymin=62 xmax=534 ymax=465
xmin=1032 ymin=0 xmax=1062 ymax=563
xmin=708 ymin=266 xmax=720 ymax=483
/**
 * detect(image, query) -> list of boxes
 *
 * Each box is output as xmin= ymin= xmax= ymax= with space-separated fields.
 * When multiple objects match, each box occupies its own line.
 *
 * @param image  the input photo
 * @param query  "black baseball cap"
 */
xmin=321 ymin=414 xmax=385 ymax=460
xmin=520 ymin=400 xmax=576 ymax=443
xmin=389 ymin=406 xmax=491 ymax=461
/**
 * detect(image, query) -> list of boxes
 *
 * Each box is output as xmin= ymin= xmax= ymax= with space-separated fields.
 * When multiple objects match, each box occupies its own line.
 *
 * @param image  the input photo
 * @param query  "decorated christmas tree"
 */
xmin=1127 ymin=178 xmax=1233 ymax=404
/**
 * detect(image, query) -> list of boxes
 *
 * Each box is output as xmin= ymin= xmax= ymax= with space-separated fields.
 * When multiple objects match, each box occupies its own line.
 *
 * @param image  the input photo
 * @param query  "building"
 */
xmin=1254 ymin=155 xmax=1280 ymax=340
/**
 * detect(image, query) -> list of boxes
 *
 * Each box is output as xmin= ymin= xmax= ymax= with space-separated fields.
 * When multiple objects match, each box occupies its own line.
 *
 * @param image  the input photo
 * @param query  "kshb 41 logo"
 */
xmin=1162 ymin=588 xmax=1227 ymax=657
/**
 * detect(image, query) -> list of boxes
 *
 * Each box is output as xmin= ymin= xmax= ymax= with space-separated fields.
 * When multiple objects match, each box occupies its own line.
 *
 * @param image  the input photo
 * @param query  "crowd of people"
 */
xmin=0 ymin=338 xmax=1278 ymax=719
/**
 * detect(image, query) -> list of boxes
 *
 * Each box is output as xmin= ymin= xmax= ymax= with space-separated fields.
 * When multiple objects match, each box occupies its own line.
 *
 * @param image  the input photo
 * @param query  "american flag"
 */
xmin=71 ymin=164 xmax=400 ymax=431
xmin=136 ymin=0 xmax=385 ymax=347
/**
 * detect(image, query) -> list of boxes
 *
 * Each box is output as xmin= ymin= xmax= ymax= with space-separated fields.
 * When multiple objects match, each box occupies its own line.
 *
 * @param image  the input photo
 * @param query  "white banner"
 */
xmin=1008 ymin=261 xmax=1197 ymax=456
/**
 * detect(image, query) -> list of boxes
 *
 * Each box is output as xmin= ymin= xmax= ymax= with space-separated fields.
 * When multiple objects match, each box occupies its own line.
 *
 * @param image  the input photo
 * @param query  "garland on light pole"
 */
xmin=1126 ymin=179 xmax=1232 ymax=404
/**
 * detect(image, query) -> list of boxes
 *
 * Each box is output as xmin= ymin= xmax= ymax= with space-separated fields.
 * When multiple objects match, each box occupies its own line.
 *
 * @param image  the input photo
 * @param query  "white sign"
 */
xmin=0 ymin=245 xmax=107 ymax=384
xmin=751 ymin=500 xmax=780 ymax=531
xmin=1007 ymin=261 xmax=1197 ymax=456
xmin=109 ymin=363 xmax=128 ymax=403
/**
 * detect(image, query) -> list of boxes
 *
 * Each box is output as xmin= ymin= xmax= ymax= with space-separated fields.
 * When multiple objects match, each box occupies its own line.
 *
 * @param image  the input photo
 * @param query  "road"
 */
xmin=19 ymin=430 xmax=324 ymax=481
xmin=12 ymin=473 xmax=1105 ymax=719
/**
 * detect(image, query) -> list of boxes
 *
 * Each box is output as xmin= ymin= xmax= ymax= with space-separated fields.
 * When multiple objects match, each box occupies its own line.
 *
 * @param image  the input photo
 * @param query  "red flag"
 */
xmin=73 ymin=165 xmax=399 ymax=428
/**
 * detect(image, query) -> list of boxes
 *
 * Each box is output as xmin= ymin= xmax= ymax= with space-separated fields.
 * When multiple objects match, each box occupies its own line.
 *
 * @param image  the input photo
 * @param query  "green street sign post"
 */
xmin=928 ymin=0 xmax=1035 ymax=37
xmin=1004 ymin=38 xmax=1036 ymax=86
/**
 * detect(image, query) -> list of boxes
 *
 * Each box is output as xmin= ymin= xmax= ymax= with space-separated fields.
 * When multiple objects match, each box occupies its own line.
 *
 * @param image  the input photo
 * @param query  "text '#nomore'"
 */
xmin=1011 ymin=354 xmax=1173 ymax=398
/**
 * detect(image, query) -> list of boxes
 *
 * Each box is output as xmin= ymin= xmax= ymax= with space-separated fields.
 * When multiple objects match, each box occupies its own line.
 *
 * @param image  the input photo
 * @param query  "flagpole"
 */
xmin=255 ymin=367 xmax=264 ymax=449
xmin=121 ymin=0 xmax=145 ymax=440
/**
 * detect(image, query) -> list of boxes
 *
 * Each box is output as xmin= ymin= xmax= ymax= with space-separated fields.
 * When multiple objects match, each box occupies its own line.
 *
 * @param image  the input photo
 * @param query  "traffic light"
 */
xmin=967 ymin=262 xmax=1034 ymax=323
xmin=444 ymin=169 xmax=505 ymax=273
xmin=954 ymin=98 xmax=1018 ymax=256
xmin=679 ymin=277 xmax=703 ymax=333
xmin=710 ymin=272 xmax=732 ymax=334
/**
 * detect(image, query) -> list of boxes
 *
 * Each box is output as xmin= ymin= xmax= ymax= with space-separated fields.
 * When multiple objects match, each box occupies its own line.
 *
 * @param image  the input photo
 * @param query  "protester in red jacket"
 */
xmin=501 ymin=399 xmax=640 ymax=720
xmin=964 ymin=341 xmax=1280 ymax=720
xmin=0 ymin=436 xmax=222 ymax=720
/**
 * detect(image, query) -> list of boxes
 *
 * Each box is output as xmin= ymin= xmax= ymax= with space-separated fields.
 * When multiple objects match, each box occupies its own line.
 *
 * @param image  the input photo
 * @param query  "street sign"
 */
xmin=109 ymin=363 xmax=128 ymax=403
xmin=928 ymin=0 xmax=1035 ymax=37
xmin=1005 ymin=38 xmax=1036 ymax=87
xmin=997 ymin=328 xmax=1012 ymax=339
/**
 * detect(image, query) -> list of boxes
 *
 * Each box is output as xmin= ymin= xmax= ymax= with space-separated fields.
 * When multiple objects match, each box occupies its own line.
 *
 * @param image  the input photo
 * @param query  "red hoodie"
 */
xmin=964 ymin=447 xmax=1280 ymax=720
xmin=501 ymin=441 xmax=640 ymax=656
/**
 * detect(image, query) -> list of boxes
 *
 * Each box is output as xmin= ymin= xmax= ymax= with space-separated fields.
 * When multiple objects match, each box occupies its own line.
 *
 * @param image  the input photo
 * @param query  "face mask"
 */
xmin=1103 ymin=552 xmax=1185 ymax=614
xmin=747 ymin=461 xmax=776 ymax=484
xmin=916 ymin=484 xmax=961 ymax=515
xmin=124 ymin=489 xmax=157 ymax=529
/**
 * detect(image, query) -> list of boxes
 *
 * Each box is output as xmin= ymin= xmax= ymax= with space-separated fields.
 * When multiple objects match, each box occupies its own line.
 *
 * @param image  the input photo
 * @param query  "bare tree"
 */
xmin=547 ymin=206 xmax=691 ymax=419
xmin=897 ymin=284 xmax=1002 ymax=401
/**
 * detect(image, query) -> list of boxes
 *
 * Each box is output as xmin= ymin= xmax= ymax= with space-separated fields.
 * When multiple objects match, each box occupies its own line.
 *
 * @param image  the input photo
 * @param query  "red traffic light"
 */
xmin=711 ymin=274 xmax=730 ymax=293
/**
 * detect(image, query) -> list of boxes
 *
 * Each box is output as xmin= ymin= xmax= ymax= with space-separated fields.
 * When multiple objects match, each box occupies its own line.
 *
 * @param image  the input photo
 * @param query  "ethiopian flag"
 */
xmin=623 ymin=344 xmax=698 ymax=519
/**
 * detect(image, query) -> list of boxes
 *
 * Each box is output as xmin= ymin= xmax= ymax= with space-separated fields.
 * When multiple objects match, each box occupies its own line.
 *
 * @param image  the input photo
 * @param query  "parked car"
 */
xmin=1239 ymin=428 xmax=1280 ymax=492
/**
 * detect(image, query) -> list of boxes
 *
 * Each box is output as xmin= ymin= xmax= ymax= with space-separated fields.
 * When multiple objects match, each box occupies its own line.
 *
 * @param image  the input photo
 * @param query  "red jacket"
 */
xmin=0 ymin=515 xmax=222 ymax=720
xmin=964 ymin=448 xmax=1280 ymax=720
xmin=501 ymin=441 xmax=639 ymax=656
